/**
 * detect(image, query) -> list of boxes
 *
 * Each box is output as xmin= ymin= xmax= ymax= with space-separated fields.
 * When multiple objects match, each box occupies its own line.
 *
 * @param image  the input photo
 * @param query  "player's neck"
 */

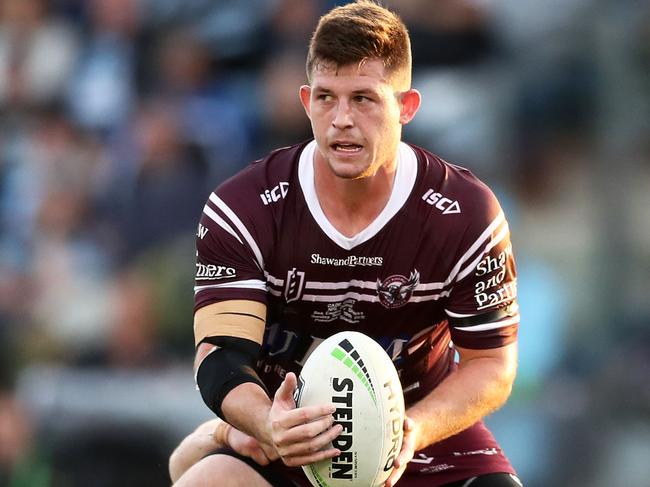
xmin=314 ymin=158 xmax=397 ymax=238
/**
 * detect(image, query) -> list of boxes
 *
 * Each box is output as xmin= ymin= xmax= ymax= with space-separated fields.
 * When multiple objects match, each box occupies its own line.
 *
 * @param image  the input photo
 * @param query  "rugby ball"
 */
xmin=295 ymin=331 xmax=405 ymax=487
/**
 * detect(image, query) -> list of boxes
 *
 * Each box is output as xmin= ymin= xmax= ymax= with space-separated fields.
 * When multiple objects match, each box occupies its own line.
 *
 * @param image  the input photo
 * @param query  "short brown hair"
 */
xmin=306 ymin=1 xmax=411 ymax=85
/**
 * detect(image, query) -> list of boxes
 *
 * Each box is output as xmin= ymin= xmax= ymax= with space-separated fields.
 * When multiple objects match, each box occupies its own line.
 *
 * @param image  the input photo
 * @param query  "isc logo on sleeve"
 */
xmin=422 ymin=189 xmax=461 ymax=215
xmin=260 ymin=182 xmax=289 ymax=205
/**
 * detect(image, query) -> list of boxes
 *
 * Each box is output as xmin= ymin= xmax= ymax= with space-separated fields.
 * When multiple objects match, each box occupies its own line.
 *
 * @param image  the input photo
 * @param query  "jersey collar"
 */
xmin=298 ymin=140 xmax=418 ymax=250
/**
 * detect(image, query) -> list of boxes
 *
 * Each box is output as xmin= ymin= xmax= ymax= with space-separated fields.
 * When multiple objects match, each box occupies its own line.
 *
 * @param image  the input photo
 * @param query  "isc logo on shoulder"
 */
xmin=260 ymin=182 xmax=289 ymax=205
xmin=422 ymin=189 xmax=461 ymax=215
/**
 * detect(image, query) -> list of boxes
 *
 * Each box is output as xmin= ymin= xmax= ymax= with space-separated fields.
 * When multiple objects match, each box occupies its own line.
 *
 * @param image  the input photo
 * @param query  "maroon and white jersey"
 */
xmin=194 ymin=140 xmax=519 ymax=485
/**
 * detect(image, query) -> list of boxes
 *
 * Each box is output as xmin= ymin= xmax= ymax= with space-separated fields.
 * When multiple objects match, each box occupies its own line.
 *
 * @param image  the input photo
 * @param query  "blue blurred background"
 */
xmin=0 ymin=0 xmax=648 ymax=486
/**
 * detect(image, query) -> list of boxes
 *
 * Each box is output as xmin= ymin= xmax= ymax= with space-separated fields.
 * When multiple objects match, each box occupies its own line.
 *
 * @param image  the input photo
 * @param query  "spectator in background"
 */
xmin=387 ymin=0 xmax=506 ymax=177
xmin=267 ymin=0 xmax=322 ymax=52
xmin=103 ymin=98 xmax=210 ymax=262
xmin=0 ymin=109 xmax=113 ymax=362
xmin=0 ymin=0 xmax=78 ymax=111
xmin=66 ymin=0 xmax=139 ymax=135
xmin=388 ymin=0 xmax=495 ymax=67
xmin=75 ymin=267 xmax=171 ymax=369
xmin=151 ymin=28 xmax=255 ymax=182
xmin=257 ymin=49 xmax=314 ymax=153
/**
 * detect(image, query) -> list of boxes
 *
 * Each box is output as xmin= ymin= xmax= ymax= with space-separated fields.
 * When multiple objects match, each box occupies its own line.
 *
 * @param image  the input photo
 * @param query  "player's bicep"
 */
xmin=455 ymin=341 xmax=518 ymax=387
xmin=455 ymin=341 xmax=517 ymax=366
xmin=194 ymin=300 xmax=268 ymax=419
xmin=194 ymin=299 xmax=267 ymax=347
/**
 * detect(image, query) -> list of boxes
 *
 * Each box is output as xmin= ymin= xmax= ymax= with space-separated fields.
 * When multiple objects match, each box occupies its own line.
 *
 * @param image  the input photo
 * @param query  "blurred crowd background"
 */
xmin=0 ymin=0 xmax=648 ymax=486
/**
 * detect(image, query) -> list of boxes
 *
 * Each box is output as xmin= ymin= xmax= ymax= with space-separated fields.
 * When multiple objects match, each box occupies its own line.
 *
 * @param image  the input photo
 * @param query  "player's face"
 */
xmin=300 ymin=59 xmax=420 ymax=180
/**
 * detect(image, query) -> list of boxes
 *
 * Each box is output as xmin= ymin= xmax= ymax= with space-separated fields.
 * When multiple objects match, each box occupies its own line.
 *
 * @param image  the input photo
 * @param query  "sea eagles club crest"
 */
xmin=377 ymin=270 xmax=420 ymax=308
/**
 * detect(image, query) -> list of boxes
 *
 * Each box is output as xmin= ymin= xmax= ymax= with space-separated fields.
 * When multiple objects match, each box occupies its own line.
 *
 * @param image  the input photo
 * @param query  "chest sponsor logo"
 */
xmin=284 ymin=268 xmax=306 ymax=303
xmin=311 ymin=253 xmax=383 ymax=267
xmin=376 ymin=270 xmax=420 ymax=309
xmin=422 ymin=189 xmax=461 ymax=215
xmin=195 ymin=262 xmax=236 ymax=280
xmin=311 ymin=298 xmax=366 ymax=324
xmin=260 ymin=182 xmax=289 ymax=205
xmin=196 ymin=223 xmax=208 ymax=239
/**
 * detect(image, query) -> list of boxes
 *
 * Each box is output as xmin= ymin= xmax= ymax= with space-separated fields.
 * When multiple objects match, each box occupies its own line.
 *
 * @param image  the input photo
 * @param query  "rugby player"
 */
xmin=172 ymin=1 xmax=522 ymax=485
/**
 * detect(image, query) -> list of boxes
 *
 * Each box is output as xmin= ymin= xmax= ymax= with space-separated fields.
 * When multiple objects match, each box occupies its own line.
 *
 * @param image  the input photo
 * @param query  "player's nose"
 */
xmin=331 ymin=100 xmax=354 ymax=129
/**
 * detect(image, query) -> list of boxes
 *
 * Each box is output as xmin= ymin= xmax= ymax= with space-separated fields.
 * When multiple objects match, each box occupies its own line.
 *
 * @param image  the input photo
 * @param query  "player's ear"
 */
xmin=299 ymin=85 xmax=312 ymax=118
xmin=398 ymin=88 xmax=421 ymax=125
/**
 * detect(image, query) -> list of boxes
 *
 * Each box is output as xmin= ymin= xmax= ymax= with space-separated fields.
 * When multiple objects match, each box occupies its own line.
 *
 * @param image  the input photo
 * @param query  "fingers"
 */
xmin=281 ymin=445 xmax=341 ymax=468
xmin=268 ymin=372 xmax=345 ymax=467
xmin=260 ymin=442 xmax=280 ymax=462
xmin=249 ymin=447 xmax=271 ymax=466
xmin=273 ymin=372 xmax=298 ymax=407
xmin=392 ymin=417 xmax=416 ymax=469
xmin=276 ymin=423 xmax=343 ymax=458
xmin=384 ymin=417 xmax=417 ymax=487
xmin=272 ymin=403 xmax=336 ymax=430
xmin=270 ymin=407 xmax=343 ymax=466
xmin=275 ymin=410 xmax=335 ymax=443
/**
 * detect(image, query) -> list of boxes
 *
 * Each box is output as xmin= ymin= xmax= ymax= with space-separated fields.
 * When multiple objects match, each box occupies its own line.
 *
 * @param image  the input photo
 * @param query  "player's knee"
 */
xmin=173 ymin=454 xmax=271 ymax=487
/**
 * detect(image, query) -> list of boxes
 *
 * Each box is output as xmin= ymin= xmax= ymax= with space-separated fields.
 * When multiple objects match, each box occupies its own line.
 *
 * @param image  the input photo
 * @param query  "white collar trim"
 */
xmin=298 ymin=140 xmax=418 ymax=250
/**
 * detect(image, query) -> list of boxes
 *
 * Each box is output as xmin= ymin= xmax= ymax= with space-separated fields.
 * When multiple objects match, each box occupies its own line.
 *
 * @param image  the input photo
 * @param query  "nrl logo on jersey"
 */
xmin=376 ymin=270 xmax=420 ymax=308
xmin=284 ymin=267 xmax=306 ymax=303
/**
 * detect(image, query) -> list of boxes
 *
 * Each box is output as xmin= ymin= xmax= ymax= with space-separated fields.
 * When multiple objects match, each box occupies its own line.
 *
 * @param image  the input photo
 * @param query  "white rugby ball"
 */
xmin=295 ymin=331 xmax=405 ymax=487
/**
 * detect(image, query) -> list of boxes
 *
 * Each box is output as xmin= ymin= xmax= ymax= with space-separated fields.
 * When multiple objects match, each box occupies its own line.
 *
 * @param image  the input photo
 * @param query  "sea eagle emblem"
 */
xmin=376 ymin=270 xmax=420 ymax=309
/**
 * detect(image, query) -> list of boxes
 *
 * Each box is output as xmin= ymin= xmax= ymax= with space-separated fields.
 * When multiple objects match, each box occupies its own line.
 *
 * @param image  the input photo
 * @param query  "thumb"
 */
xmin=274 ymin=372 xmax=297 ymax=406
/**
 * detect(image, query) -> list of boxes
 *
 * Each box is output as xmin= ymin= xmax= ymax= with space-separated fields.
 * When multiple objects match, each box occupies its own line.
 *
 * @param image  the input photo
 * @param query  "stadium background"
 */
xmin=0 ymin=0 xmax=648 ymax=485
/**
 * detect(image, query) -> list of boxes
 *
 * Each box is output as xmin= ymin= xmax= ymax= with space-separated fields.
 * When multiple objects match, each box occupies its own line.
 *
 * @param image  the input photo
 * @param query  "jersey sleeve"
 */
xmin=445 ymin=184 xmax=519 ymax=349
xmin=193 ymin=188 xmax=268 ymax=312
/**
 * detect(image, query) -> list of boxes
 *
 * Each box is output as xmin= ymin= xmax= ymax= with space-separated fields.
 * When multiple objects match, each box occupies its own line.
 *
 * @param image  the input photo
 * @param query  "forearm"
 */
xmin=407 ymin=344 xmax=517 ymax=451
xmin=169 ymin=419 xmax=228 ymax=483
xmin=221 ymin=382 xmax=273 ymax=445
xmin=194 ymin=334 xmax=269 ymax=432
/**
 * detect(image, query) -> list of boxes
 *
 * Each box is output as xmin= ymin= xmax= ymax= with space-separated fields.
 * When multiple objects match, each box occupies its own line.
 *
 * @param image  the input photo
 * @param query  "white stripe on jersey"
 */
xmin=453 ymin=315 xmax=520 ymax=332
xmin=209 ymin=193 xmax=264 ymax=271
xmin=456 ymin=220 xmax=510 ymax=282
xmin=301 ymin=292 xmax=380 ymax=303
xmin=444 ymin=211 xmax=505 ymax=286
xmin=264 ymin=274 xmax=450 ymax=293
xmin=194 ymin=279 xmax=267 ymax=294
xmin=410 ymin=291 xmax=451 ymax=302
xmin=445 ymin=309 xmax=478 ymax=318
xmin=299 ymin=289 xmax=451 ymax=303
xmin=264 ymin=272 xmax=284 ymax=287
xmin=202 ymin=204 xmax=243 ymax=244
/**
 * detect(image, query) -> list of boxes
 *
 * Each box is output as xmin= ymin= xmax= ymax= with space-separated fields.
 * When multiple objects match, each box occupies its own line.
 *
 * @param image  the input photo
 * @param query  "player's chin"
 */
xmin=328 ymin=159 xmax=371 ymax=180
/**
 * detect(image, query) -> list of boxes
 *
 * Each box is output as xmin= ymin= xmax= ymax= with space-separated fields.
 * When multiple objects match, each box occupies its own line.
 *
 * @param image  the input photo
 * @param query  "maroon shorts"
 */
xmin=211 ymin=420 xmax=516 ymax=487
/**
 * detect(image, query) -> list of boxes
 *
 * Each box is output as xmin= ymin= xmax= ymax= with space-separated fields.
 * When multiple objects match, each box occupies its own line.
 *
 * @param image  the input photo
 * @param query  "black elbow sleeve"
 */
xmin=196 ymin=336 xmax=268 ymax=420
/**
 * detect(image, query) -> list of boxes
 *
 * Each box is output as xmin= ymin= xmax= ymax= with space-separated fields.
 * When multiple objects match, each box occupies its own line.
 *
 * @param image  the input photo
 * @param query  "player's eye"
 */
xmin=354 ymin=95 xmax=371 ymax=103
xmin=317 ymin=94 xmax=333 ymax=101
